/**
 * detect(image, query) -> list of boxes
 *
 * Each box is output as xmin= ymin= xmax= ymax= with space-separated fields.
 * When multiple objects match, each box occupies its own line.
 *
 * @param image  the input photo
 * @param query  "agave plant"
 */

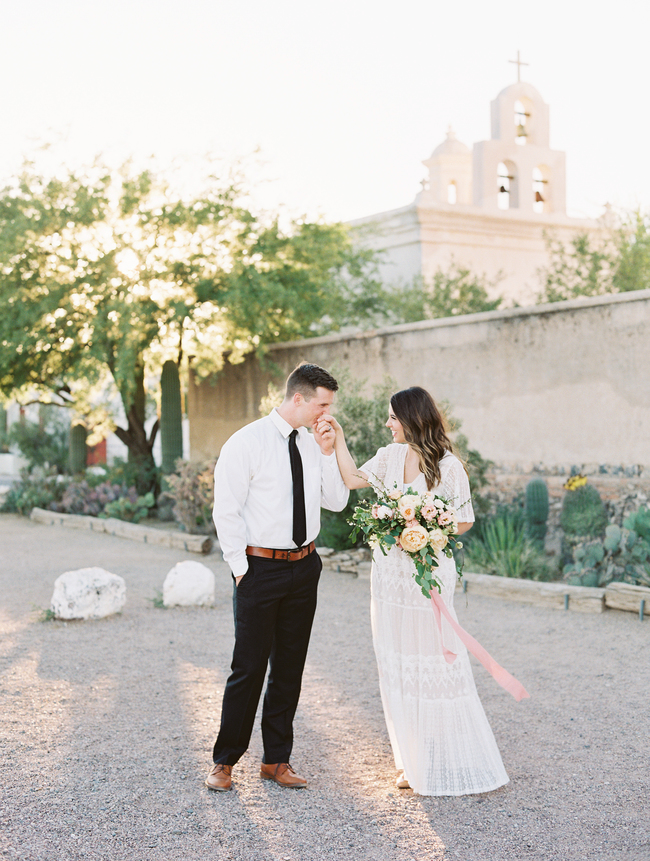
xmin=466 ymin=510 xmax=553 ymax=581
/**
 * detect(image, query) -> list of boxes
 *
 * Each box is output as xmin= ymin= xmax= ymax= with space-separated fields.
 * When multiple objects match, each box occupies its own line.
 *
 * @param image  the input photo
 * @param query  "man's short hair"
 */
xmin=285 ymin=363 xmax=339 ymax=400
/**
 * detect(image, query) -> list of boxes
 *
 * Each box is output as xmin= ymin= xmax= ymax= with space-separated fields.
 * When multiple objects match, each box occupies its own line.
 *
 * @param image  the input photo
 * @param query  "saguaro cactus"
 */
xmin=0 ymin=403 xmax=7 ymax=452
xmin=160 ymin=360 xmax=183 ymax=475
xmin=69 ymin=424 xmax=88 ymax=474
xmin=525 ymin=478 xmax=549 ymax=547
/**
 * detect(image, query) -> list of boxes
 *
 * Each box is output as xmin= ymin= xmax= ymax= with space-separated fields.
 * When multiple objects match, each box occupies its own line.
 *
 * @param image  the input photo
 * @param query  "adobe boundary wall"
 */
xmin=188 ymin=290 xmax=650 ymax=470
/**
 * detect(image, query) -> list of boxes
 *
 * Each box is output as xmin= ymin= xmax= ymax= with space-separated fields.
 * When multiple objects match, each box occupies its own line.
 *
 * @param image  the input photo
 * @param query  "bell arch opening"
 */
xmin=498 ymin=161 xmax=518 ymax=209
xmin=532 ymin=165 xmax=549 ymax=213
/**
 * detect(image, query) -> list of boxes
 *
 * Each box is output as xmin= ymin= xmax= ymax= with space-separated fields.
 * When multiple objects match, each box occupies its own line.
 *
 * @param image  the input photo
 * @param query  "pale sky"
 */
xmin=1 ymin=0 xmax=648 ymax=224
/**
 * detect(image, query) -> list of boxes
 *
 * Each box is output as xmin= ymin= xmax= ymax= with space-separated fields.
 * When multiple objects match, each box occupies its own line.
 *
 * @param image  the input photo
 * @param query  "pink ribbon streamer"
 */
xmin=430 ymin=589 xmax=530 ymax=702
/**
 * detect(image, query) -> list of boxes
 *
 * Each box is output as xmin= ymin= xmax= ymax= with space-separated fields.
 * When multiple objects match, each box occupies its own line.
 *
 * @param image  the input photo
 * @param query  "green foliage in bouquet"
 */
xmin=350 ymin=482 xmax=464 ymax=598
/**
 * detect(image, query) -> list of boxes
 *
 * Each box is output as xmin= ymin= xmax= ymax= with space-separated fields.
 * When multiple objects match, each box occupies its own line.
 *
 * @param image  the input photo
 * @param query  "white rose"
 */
xmin=398 ymin=494 xmax=420 ymax=520
xmin=376 ymin=505 xmax=392 ymax=520
xmin=428 ymin=528 xmax=449 ymax=551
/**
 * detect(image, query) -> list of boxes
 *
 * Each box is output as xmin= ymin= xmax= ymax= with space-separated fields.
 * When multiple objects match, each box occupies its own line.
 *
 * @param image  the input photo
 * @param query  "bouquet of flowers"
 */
xmin=349 ymin=476 xmax=466 ymax=597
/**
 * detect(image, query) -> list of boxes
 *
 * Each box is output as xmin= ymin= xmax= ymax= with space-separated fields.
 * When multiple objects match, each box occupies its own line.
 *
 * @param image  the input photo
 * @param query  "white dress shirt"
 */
xmin=213 ymin=409 xmax=349 ymax=578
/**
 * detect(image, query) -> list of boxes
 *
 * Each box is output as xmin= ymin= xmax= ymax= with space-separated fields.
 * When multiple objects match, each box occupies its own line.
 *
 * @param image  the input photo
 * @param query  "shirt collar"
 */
xmin=269 ymin=408 xmax=297 ymax=439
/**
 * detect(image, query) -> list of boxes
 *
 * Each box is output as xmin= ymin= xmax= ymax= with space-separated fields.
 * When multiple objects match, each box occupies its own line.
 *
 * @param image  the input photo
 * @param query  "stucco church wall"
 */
xmin=188 ymin=290 xmax=650 ymax=470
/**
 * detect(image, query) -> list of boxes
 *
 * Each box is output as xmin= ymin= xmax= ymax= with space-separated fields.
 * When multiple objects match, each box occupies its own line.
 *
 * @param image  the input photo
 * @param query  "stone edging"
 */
xmin=30 ymin=508 xmax=214 ymax=555
xmin=319 ymin=549 xmax=649 ymax=618
xmin=458 ymin=573 xmax=649 ymax=617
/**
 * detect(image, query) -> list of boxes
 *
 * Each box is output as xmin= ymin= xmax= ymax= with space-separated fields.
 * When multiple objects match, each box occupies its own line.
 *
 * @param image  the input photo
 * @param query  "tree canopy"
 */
xmin=381 ymin=265 xmax=503 ymax=324
xmin=0 ymin=160 xmax=384 ymax=487
xmin=537 ymin=210 xmax=650 ymax=303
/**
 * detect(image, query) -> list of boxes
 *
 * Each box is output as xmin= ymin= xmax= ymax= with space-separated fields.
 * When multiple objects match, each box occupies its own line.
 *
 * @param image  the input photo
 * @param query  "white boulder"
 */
xmin=163 ymin=560 xmax=215 ymax=607
xmin=51 ymin=568 xmax=126 ymax=620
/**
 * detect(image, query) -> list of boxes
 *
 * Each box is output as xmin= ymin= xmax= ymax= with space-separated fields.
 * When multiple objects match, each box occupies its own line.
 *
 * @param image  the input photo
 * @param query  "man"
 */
xmin=206 ymin=363 xmax=348 ymax=791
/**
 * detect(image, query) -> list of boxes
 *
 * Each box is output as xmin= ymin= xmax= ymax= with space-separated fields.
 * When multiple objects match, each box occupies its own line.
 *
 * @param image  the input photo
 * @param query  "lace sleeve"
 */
xmin=441 ymin=456 xmax=475 ymax=523
xmin=360 ymin=445 xmax=391 ymax=493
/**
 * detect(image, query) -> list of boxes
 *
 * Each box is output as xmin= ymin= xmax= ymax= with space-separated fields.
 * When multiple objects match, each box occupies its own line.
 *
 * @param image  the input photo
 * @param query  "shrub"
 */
xmin=101 ymin=491 xmax=155 ymax=524
xmin=318 ymin=374 xmax=394 ymax=550
xmin=1 ymin=466 xmax=69 ymax=515
xmin=7 ymin=419 xmax=69 ymax=474
xmin=99 ymin=457 xmax=161 ymax=497
xmin=465 ymin=508 xmax=554 ymax=581
xmin=54 ymin=480 xmax=126 ymax=516
xmin=165 ymin=459 xmax=216 ymax=534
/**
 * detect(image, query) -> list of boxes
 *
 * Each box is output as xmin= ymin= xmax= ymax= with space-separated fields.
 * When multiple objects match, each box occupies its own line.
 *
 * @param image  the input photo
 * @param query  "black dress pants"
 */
xmin=212 ymin=550 xmax=322 ymax=766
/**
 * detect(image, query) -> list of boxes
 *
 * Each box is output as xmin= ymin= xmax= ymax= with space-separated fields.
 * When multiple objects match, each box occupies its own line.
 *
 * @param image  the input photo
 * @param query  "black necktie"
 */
xmin=288 ymin=429 xmax=307 ymax=548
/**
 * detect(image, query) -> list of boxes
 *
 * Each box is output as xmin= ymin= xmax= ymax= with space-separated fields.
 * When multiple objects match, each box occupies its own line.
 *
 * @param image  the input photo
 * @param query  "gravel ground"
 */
xmin=0 ymin=513 xmax=648 ymax=861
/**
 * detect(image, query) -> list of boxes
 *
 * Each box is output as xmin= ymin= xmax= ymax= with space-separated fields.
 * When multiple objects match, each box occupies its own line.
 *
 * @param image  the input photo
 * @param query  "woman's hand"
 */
xmin=315 ymin=415 xmax=370 ymax=490
xmin=312 ymin=414 xmax=339 ymax=454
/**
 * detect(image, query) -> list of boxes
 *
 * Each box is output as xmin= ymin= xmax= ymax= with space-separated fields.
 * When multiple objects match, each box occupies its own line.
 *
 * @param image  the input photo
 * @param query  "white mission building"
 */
xmin=351 ymin=78 xmax=600 ymax=306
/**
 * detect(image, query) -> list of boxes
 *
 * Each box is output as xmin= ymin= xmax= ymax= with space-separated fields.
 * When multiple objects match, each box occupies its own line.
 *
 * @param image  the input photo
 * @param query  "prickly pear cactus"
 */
xmin=623 ymin=506 xmax=650 ymax=543
xmin=69 ymin=424 xmax=88 ymax=475
xmin=160 ymin=360 xmax=183 ymax=476
xmin=525 ymin=478 xmax=549 ymax=546
xmin=560 ymin=483 xmax=607 ymax=538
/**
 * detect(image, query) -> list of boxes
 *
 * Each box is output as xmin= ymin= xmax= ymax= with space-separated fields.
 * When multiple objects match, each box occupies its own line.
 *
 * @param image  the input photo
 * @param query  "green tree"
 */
xmin=613 ymin=210 xmax=650 ymax=293
xmin=537 ymin=231 xmax=614 ymax=303
xmin=0 ymin=161 xmax=383 ymax=492
xmin=537 ymin=211 xmax=650 ymax=303
xmin=384 ymin=264 xmax=503 ymax=324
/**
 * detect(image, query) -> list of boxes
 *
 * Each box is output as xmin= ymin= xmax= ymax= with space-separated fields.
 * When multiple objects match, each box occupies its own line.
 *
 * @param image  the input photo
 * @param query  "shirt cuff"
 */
xmin=229 ymin=554 xmax=249 ymax=579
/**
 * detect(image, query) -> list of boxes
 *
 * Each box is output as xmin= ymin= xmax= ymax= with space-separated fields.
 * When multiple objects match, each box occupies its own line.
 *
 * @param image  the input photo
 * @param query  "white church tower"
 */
xmin=351 ymin=66 xmax=598 ymax=305
xmin=472 ymin=81 xmax=566 ymax=215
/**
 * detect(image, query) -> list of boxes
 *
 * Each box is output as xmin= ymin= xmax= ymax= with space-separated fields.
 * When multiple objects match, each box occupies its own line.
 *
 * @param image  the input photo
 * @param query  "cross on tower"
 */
xmin=509 ymin=50 xmax=529 ymax=83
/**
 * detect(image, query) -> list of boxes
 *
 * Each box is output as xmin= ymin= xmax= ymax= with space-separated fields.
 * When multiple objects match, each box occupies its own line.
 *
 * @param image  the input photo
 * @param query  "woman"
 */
xmin=321 ymin=386 xmax=510 ymax=796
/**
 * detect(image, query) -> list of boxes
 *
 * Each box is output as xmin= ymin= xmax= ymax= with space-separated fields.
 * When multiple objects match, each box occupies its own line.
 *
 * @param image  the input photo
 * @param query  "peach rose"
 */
xmin=400 ymin=523 xmax=429 ymax=553
xmin=398 ymin=494 xmax=420 ymax=520
xmin=389 ymin=489 xmax=402 ymax=500
xmin=428 ymin=528 xmax=449 ymax=552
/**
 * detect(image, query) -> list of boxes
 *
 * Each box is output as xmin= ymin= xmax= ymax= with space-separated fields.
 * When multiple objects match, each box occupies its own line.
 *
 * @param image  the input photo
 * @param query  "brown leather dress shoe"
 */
xmin=205 ymin=763 xmax=232 ymax=791
xmin=260 ymin=762 xmax=307 ymax=788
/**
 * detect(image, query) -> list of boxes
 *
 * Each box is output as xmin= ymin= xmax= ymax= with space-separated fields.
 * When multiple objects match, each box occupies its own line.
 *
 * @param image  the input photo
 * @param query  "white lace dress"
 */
xmin=360 ymin=444 xmax=509 ymax=796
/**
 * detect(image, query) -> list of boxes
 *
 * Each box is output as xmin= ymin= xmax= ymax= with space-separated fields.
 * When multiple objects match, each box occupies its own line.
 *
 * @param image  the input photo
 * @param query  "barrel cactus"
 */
xmin=160 ymin=360 xmax=183 ymax=476
xmin=560 ymin=482 xmax=607 ymax=538
xmin=69 ymin=424 xmax=88 ymax=475
xmin=525 ymin=478 xmax=549 ymax=546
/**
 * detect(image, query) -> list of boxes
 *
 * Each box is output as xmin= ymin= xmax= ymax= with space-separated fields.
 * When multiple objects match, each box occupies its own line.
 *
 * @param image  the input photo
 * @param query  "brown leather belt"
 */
xmin=246 ymin=541 xmax=316 ymax=561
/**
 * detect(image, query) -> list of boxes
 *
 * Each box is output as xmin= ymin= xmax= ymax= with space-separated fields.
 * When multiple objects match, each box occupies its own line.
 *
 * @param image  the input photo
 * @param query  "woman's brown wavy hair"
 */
xmin=390 ymin=386 xmax=455 ymax=490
